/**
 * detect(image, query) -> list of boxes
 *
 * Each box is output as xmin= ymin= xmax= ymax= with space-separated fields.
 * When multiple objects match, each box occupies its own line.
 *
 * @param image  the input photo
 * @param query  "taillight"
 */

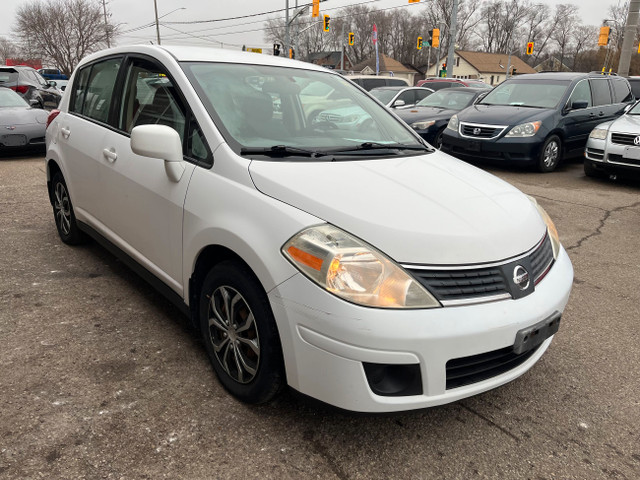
xmin=46 ymin=109 xmax=61 ymax=129
xmin=9 ymin=85 xmax=29 ymax=94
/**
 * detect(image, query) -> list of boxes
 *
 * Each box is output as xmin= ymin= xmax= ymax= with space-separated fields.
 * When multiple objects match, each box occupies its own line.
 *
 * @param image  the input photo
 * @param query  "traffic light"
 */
xmin=273 ymin=44 xmax=281 ymax=56
xmin=526 ymin=42 xmax=534 ymax=55
xmin=417 ymin=36 xmax=423 ymax=50
xmin=289 ymin=47 xmax=295 ymax=59
xmin=432 ymin=28 xmax=440 ymax=48
xmin=637 ymin=42 xmax=640 ymax=54
xmin=408 ymin=0 xmax=420 ymax=3
xmin=312 ymin=0 xmax=320 ymax=18
xmin=323 ymin=15 xmax=330 ymax=32
xmin=598 ymin=26 xmax=610 ymax=46
xmin=348 ymin=32 xmax=354 ymax=46
xmin=427 ymin=29 xmax=434 ymax=46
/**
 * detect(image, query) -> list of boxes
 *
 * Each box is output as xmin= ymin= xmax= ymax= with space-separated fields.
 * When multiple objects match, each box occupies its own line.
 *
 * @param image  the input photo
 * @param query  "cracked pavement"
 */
xmin=1 ymin=156 xmax=639 ymax=479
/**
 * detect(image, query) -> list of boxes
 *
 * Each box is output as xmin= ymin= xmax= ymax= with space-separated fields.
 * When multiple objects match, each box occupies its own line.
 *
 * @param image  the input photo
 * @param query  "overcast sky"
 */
xmin=0 ymin=0 xmax=623 ymax=52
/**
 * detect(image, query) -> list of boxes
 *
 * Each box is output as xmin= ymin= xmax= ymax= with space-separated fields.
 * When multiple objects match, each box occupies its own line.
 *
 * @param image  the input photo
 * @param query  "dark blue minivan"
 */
xmin=441 ymin=72 xmax=634 ymax=172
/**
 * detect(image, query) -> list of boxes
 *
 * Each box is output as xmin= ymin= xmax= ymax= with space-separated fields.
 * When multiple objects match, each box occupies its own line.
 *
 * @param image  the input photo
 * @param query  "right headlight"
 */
xmin=589 ymin=128 xmax=608 ymax=140
xmin=282 ymin=225 xmax=440 ymax=309
xmin=527 ymin=196 xmax=560 ymax=259
xmin=447 ymin=114 xmax=459 ymax=132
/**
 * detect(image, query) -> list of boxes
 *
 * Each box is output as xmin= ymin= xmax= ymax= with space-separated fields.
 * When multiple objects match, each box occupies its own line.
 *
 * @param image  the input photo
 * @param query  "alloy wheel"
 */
xmin=543 ymin=140 xmax=559 ymax=169
xmin=54 ymin=182 xmax=71 ymax=236
xmin=207 ymin=286 xmax=260 ymax=384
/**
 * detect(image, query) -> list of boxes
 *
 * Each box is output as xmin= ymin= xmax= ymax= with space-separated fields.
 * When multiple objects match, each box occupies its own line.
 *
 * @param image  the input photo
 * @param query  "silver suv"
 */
xmin=584 ymin=100 xmax=640 ymax=178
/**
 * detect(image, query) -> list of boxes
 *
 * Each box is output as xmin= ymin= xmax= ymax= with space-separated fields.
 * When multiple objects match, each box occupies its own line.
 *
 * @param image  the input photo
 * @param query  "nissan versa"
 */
xmin=45 ymin=46 xmax=573 ymax=413
xmin=442 ymin=72 xmax=633 ymax=172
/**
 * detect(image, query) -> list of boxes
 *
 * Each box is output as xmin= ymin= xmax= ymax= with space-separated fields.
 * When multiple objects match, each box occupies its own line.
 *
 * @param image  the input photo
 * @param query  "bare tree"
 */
xmin=477 ymin=0 xmax=532 ymax=53
xmin=570 ymin=25 xmax=599 ymax=70
xmin=0 ymin=37 xmax=19 ymax=64
xmin=551 ymin=4 xmax=579 ymax=71
xmin=420 ymin=0 xmax=481 ymax=59
xmin=13 ymin=0 xmax=117 ymax=75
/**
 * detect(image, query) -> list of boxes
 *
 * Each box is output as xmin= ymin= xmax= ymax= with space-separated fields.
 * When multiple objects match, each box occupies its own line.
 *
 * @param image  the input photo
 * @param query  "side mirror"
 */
xmin=393 ymin=99 xmax=406 ymax=108
xmin=130 ymin=124 xmax=185 ymax=182
xmin=571 ymin=101 xmax=589 ymax=110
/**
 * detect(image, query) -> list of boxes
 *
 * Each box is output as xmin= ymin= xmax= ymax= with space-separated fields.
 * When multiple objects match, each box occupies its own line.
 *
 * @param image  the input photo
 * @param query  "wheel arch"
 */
xmin=46 ymin=159 xmax=62 ymax=206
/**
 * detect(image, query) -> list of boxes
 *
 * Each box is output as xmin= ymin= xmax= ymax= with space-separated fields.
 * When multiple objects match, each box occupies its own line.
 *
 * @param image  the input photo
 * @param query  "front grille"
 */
xmin=405 ymin=234 xmax=554 ymax=305
xmin=610 ymin=133 xmax=640 ymax=146
xmin=460 ymin=123 xmax=503 ymax=139
xmin=445 ymin=345 xmax=540 ymax=389
xmin=586 ymin=147 xmax=604 ymax=160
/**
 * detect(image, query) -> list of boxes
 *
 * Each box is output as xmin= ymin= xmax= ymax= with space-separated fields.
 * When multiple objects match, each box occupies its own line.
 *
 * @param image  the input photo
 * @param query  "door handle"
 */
xmin=60 ymin=127 xmax=70 ymax=138
xmin=102 ymin=148 xmax=118 ymax=162
xmin=599 ymin=111 xmax=605 ymax=116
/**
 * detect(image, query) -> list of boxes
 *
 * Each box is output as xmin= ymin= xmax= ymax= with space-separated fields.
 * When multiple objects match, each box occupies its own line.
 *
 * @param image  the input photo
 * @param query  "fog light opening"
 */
xmin=362 ymin=363 xmax=423 ymax=397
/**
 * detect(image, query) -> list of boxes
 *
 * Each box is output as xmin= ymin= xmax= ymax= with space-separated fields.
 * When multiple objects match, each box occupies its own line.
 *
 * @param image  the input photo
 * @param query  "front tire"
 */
xmin=199 ymin=260 xmax=285 ymax=404
xmin=51 ymin=172 xmax=87 ymax=245
xmin=537 ymin=135 xmax=562 ymax=172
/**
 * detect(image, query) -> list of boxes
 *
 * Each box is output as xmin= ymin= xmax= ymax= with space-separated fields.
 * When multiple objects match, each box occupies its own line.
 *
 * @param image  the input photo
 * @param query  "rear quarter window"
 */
xmin=590 ymin=79 xmax=613 ymax=106
xmin=611 ymin=78 xmax=633 ymax=103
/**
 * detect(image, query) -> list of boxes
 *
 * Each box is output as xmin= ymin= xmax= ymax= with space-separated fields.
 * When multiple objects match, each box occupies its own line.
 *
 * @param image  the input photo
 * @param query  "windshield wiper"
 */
xmin=240 ymin=145 xmax=324 ymax=158
xmin=322 ymin=142 xmax=432 ymax=155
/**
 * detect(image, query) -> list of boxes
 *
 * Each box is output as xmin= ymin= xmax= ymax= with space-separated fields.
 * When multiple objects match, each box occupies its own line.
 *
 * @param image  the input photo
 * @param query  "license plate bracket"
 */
xmin=513 ymin=313 xmax=561 ymax=355
xmin=1 ymin=134 xmax=27 ymax=147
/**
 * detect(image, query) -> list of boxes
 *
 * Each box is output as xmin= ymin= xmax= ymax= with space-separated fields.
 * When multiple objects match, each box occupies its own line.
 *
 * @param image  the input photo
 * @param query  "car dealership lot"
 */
xmin=1 ymin=156 xmax=639 ymax=479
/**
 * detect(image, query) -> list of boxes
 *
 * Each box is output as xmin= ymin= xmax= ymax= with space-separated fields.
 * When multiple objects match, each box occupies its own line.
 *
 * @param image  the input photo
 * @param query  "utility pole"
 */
xmin=153 ymin=0 xmax=161 ymax=45
xmin=617 ymin=0 xmax=640 ymax=76
xmin=446 ymin=0 xmax=458 ymax=78
xmin=285 ymin=0 xmax=290 ymax=59
xmin=340 ymin=20 xmax=345 ymax=70
xmin=102 ymin=0 xmax=111 ymax=48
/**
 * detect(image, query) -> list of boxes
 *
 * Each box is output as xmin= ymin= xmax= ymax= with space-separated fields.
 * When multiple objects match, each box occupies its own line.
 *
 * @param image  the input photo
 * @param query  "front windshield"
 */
xmin=627 ymin=101 xmax=640 ymax=115
xmin=369 ymin=89 xmax=398 ymax=104
xmin=479 ymin=79 xmax=570 ymax=108
xmin=0 ymin=87 xmax=29 ymax=107
xmin=181 ymin=62 xmax=422 ymax=159
xmin=416 ymin=90 xmax=475 ymax=109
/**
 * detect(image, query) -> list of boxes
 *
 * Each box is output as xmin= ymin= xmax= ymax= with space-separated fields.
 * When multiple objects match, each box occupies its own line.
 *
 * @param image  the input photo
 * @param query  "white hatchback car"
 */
xmin=45 ymin=46 xmax=573 ymax=413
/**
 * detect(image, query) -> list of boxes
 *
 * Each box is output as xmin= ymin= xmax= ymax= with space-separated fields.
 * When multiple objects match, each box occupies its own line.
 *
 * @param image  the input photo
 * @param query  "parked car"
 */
xmin=346 ymin=74 xmax=409 ymax=91
xmin=0 ymin=87 xmax=48 ymax=153
xmin=369 ymin=86 xmax=434 ymax=109
xmin=49 ymin=79 xmax=69 ymax=93
xmin=417 ymin=78 xmax=492 ymax=90
xmin=395 ymin=87 xmax=487 ymax=148
xmin=441 ymin=72 xmax=634 ymax=172
xmin=38 ymin=68 xmax=68 ymax=80
xmin=46 ymin=45 xmax=573 ymax=413
xmin=584 ymin=99 xmax=640 ymax=178
xmin=0 ymin=65 xmax=62 ymax=109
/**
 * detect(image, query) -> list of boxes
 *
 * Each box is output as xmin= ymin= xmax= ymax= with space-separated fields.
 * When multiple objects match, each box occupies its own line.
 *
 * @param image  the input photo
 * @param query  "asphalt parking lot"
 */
xmin=1 ymin=154 xmax=639 ymax=480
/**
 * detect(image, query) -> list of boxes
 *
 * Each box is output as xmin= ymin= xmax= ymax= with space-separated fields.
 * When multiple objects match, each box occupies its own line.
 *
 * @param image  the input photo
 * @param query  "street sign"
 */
xmin=247 ymin=48 xmax=262 ymax=54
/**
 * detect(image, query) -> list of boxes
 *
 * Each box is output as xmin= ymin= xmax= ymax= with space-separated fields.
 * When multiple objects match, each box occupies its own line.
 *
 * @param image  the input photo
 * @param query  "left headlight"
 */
xmin=506 ymin=121 xmax=541 ymax=138
xmin=589 ymin=128 xmax=608 ymax=140
xmin=411 ymin=120 xmax=436 ymax=130
xmin=282 ymin=224 xmax=441 ymax=309
xmin=528 ymin=196 xmax=561 ymax=259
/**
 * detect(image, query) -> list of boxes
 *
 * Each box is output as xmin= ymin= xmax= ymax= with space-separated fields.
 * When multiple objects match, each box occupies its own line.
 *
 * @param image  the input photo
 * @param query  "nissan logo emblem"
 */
xmin=513 ymin=265 xmax=530 ymax=291
xmin=634 ymin=136 xmax=640 ymax=146
xmin=473 ymin=127 xmax=482 ymax=135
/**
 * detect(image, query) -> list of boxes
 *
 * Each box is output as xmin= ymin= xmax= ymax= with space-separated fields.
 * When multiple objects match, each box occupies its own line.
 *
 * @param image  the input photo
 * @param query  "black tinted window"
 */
xmin=72 ymin=58 xmax=122 ymax=123
xmin=590 ymin=79 xmax=612 ymax=106
xmin=363 ymin=79 xmax=386 ymax=90
xmin=612 ymin=78 xmax=633 ymax=103
xmin=568 ymin=79 xmax=592 ymax=108
xmin=69 ymin=66 xmax=92 ymax=114
xmin=628 ymin=79 xmax=640 ymax=98
xmin=397 ymin=90 xmax=415 ymax=105
xmin=387 ymin=79 xmax=407 ymax=87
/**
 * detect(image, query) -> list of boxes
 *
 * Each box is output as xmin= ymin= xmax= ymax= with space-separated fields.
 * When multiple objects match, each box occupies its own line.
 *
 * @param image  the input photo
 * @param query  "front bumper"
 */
xmin=442 ymin=130 xmax=543 ymax=164
xmin=585 ymin=136 xmax=640 ymax=172
xmin=269 ymin=247 xmax=573 ymax=412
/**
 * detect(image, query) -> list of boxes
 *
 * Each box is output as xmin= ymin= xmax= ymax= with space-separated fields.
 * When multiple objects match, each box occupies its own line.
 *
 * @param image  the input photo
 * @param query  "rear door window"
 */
xmin=590 ymin=79 xmax=613 ymax=106
xmin=611 ymin=78 xmax=633 ymax=103
xmin=396 ymin=90 xmax=415 ymax=106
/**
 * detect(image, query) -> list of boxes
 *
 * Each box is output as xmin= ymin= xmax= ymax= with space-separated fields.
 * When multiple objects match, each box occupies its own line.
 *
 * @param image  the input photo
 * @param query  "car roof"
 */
xmin=79 ymin=45 xmax=333 ymax=75
xmin=435 ymin=87 xmax=485 ymax=93
xmin=508 ymin=72 xmax=611 ymax=81
xmin=372 ymin=86 xmax=422 ymax=91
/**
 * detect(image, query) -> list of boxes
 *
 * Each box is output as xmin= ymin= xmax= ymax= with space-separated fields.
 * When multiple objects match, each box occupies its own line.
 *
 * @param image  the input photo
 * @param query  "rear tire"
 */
xmin=51 ymin=172 xmax=87 ymax=245
xmin=537 ymin=135 xmax=562 ymax=172
xmin=199 ymin=260 xmax=285 ymax=404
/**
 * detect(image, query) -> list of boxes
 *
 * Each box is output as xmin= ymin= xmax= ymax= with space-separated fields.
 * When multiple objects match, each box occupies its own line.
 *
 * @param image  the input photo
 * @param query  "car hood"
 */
xmin=249 ymin=153 xmax=546 ymax=265
xmin=608 ymin=113 xmax=640 ymax=132
xmin=396 ymin=107 xmax=458 ymax=124
xmin=458 ymin=104 xmax=553 ymax=126
xmin=0 ymin=107 xmax=48 ymax=125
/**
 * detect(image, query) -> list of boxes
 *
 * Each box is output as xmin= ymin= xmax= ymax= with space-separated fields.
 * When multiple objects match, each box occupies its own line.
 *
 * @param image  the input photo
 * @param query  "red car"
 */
xmin=417 ymin=78 xmax=492 ymax=91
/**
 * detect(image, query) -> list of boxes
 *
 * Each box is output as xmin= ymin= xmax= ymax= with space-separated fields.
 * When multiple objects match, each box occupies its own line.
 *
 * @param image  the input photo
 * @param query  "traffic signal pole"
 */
xmin=617 ymin=0 xmax=640 ymax=76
